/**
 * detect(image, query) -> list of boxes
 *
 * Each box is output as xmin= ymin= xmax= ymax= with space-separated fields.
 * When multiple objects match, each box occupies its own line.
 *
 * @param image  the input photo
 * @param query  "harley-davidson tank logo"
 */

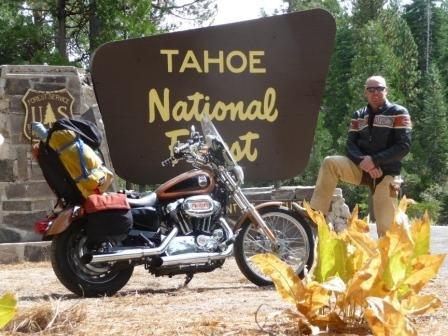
xmin=21 ymin=88 xmax=74 ymax=140
xmin=198 ymin=175 xmax=208 ymax=187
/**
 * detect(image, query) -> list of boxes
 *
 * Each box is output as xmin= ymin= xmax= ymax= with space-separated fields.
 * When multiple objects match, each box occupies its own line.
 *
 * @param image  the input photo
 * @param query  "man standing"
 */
xmin=310 ymin=75 xmax=412 ymax=236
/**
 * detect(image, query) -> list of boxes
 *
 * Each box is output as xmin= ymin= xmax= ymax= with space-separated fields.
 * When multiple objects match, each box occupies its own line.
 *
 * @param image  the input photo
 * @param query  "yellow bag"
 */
xmin=48 ymin=130 xmax=113 ymax=198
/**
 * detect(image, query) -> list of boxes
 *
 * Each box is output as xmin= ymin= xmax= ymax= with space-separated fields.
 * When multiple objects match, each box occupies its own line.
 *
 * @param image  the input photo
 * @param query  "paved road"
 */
xmin=370 ymin=225 xmax=447 ymax=277
xmin=430 ymin=226 xmax=448 ymax=277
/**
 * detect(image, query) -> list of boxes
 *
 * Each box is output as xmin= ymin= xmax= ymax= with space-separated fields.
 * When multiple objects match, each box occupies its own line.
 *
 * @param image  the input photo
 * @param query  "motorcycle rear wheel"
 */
xmin=51 ymin=220 xmax=134 ymax=297
xmin=234 ymin=207 xmax=314 ymax=287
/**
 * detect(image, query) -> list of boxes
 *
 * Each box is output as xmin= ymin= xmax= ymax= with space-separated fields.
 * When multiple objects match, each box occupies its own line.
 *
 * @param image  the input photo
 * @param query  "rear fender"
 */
xmin=45 ymin=206 xmax=84 ymax=238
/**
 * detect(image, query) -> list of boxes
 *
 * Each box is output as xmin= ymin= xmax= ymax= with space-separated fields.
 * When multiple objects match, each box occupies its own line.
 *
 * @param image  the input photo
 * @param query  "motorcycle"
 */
xmin=35 ymin=115 xmax=315 ymax=297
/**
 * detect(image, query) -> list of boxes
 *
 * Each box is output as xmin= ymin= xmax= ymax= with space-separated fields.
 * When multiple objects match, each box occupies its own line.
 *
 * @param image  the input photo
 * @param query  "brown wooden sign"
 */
xmin=22 ymin=88 xmax=74 ymax=140
xmin=91 ymin=9 xmax=335 ymax=184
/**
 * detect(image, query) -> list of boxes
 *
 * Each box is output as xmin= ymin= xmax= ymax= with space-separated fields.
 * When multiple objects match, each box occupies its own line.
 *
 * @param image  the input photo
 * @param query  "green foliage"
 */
xmin=435 ymin=1 xmax=448 ymax=85
xmin=0 ymin=0 xmax=216 ymax=65
xmin=322 ymin=17 xmax=354 ymax=152
xmin=351 ymin=0 xmax=386 ymax=29
xmin=0 ymin=2 xmax=55 ymax=65
xmin=407 ymin=201 xmax=440 ymax=222
xmin=413 ymin=65 xmax=448 ymax=184
xmin=349 ymin=21 xmax=401 ymax=108
xmin=379 ymin=9 xmax=420 ymax=108
xmin=438 ymin=193 xmax=448 ymax=224
xmin=404 ymin=0 xmax=439 ymax=73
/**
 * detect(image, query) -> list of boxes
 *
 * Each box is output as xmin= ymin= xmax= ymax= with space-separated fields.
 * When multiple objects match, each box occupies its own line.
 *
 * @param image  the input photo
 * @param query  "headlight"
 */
xmin=232 ymin=165 xmax=244 ymax=186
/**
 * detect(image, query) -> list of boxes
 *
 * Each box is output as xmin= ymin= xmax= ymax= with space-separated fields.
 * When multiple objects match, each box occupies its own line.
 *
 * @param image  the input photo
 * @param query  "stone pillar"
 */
xmin=0 ymin=65 xmax=99 ymax=246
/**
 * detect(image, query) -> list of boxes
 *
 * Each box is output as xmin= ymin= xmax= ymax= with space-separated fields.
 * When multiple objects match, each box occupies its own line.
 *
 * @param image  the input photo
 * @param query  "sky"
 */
xmin=212 ymin=0 xmax=285 ymax=25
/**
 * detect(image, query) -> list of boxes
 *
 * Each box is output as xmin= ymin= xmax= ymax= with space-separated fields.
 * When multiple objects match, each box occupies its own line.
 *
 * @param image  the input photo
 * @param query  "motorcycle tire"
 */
xmin=50 ymin=220 xmax=134 ymax=297
xmin=234 ymin=206 xmax=314 ymax=287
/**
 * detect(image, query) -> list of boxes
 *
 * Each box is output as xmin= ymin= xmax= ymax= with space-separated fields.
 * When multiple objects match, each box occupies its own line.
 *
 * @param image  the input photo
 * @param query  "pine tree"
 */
xmin=351 ymin=0 xmax=386 ymax=29
xmin=322 ymin=17 xmax=354 ymax=152
xmin=43 ymin=103 xmax=57 ymax=125
xmin=349 ymin=20 xmax=400 ymax=109
xmin=416 ymin=65 xmax=448 ymax=185
xmin=379 ymin=9 xmax=420 ymax=109
xmin=434 ymin=1 xmax=448 ymax=87
xmin=404 ymin=0 xmax=439 ymax=74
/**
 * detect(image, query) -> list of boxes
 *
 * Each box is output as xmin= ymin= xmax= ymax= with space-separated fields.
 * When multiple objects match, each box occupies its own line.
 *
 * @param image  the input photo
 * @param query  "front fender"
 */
xmin=233 ymin=201 xmax=284 ymax=231
xmin=233 ymin=201 xmax=316 ymax=233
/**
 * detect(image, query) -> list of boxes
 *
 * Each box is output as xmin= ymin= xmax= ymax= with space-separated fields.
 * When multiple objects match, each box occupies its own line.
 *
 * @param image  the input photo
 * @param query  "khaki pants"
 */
xmin=310 ymin=156 xmax=397 ymax=236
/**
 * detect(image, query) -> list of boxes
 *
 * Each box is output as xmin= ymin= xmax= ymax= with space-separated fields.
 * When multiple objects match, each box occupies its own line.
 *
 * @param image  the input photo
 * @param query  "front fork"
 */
xmin=218 ymin=167 xmax=278 ymax=245
xmin=232 ymin=188 xmax=279 ymax=246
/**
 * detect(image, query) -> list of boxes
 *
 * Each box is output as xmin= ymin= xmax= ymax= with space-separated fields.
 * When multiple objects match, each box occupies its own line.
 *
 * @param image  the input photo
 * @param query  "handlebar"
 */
xmin=161 ymin=156 xmax=177 ymax=167
xmin=161 ymin=134 xmax=207 ymax=167
xmin=173 ymin=142 xmax=190 ymax=154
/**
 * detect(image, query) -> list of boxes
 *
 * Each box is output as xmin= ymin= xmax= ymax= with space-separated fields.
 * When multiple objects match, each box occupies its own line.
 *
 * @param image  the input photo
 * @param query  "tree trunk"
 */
xmin=55 ymin=0 xmax=67 ymax=59
xmin=425 ymin=0 xmax=431 ymax=73
xmin=89 ymin=0 xmax=101 ymax=55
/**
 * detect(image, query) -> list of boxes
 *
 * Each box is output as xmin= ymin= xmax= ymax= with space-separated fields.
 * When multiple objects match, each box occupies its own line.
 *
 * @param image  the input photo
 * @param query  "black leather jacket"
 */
xmin=346 ymin=100 xmax=412 ymax=176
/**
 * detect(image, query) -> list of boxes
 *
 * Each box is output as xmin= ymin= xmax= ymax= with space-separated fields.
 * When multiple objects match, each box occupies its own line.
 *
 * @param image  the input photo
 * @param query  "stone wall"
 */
xmin=0 ymin=65 xmax=98 ymax=247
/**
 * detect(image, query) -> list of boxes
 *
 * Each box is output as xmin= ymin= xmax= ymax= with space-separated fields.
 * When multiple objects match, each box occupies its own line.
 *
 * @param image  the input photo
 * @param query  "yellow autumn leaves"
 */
xmin=0 ymin=293 xmax=17 ymax=329
xmin=251 ymin=198 xmax=446 ymax=335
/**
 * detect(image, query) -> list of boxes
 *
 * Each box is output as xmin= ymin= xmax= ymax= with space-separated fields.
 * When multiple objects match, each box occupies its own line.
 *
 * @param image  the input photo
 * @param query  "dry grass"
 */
xmin=3 ymin=300 xmax=85 ymax=335
xmin=0 ymin=258 xmax=446 ymax=335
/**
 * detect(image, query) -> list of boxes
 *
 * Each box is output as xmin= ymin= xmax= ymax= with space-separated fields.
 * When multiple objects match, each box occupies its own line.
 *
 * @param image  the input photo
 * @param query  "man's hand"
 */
xmin=368 ymin=167 xmax=383 ymax=179
xmin=359 ymin=155 xmax=375 ymax=172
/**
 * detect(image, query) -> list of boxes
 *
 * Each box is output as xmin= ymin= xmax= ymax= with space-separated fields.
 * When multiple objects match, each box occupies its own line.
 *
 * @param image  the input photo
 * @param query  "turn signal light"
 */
xmin=34 ymin=219 xmax=51 ymax=234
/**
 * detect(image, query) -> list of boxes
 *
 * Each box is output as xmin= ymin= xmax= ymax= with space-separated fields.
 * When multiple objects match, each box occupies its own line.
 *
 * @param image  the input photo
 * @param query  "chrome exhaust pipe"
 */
xmin=160 ymin=243 xmax=233 ymax=267
xmin=89 ymin=227 xmax=179 ymax=264
xmin=160 ymin=217 xmax=235 ymax=267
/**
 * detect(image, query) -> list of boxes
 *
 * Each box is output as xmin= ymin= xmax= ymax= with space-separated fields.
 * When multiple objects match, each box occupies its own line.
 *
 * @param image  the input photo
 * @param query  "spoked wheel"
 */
xmin=234 ymin=207 xmax=314 ymax=286
xmin=51 ymin=220 xmax=134 ymax=297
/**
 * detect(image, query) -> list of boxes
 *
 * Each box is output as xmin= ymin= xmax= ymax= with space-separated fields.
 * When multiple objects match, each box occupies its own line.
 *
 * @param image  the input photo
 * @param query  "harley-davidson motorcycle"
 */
xmin=36 ymin=115 xmax=315 ymax=297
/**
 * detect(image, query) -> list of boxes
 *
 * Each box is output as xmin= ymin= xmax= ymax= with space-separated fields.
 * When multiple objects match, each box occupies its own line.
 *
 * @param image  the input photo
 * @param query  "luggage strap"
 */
xmin=73 ymin=167 xmax=105 ymax=183
xmin=55 ymin=141 xmax=74 ymax=154
xmin=74 ymin=138 xmax=90 ymax=180
xmin=55 ymin=136 xmax=103 ymax=183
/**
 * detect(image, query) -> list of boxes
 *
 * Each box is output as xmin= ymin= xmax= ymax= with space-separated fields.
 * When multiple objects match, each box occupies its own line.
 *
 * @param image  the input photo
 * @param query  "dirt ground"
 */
xmin=0 ymin=258 xmax=447 ymax=335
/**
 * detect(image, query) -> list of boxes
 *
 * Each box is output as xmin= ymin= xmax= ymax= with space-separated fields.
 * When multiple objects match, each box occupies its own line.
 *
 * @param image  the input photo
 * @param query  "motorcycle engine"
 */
xmin=177 ymin=195 xmax=221 ymax=235
xmin=165 ymin=195 xmax=224 ymax=255
xmin=165 ymin=227 xmax=225 ymax=255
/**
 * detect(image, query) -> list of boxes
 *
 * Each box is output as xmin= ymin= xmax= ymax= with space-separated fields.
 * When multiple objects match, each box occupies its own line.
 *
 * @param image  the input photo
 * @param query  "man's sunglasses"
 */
xmin=366 ymin=86 xmax=386 ymax=93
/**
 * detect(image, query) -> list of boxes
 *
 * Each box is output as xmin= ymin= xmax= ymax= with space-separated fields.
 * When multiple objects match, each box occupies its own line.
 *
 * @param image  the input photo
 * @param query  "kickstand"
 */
xmin=182 ymin=273 xmax=194 ymax=287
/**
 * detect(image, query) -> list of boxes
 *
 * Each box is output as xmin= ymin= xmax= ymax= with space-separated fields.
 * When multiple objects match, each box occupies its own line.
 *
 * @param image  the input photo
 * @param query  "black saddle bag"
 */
xmin=84 ymin=193 xmax=132 ymax=243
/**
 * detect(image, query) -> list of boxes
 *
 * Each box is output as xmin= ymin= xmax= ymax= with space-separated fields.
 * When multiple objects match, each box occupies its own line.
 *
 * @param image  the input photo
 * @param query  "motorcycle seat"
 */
xmin=127 ymin=192 xmax=158 ymax=208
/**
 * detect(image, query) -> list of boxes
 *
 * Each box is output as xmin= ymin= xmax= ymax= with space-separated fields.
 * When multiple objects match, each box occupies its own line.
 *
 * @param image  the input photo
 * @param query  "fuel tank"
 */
xmin=156 ymin=169 xmax=215 ymax=200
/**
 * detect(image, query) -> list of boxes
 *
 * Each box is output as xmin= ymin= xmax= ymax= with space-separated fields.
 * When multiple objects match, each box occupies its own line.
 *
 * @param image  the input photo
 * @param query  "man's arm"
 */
xmin=346 ymin=112 xmax=365 ymax=164
xmin=372 ymin=109 xmax=412 ymax=165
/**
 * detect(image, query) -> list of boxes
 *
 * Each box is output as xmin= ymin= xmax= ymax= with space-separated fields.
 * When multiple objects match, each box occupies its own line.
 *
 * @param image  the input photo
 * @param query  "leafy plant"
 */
xmin=0 ymin=293 xmax=17 ymax=329
xmin=252 ymin=198 xmax=446 ymax=335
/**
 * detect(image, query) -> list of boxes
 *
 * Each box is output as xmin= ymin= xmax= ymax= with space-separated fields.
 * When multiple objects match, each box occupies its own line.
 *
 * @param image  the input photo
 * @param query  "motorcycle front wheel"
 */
xmin=234 ymin=206 xmax=314 ymax=286
xmin=50 ymin=220 xmax=134 ymax=297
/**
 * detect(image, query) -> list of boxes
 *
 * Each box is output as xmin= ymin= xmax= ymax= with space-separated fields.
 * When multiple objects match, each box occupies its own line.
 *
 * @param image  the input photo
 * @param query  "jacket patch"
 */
xmin=393 ymin=115 xmax=412 ymax=129
xmin=373 ymin=115 xmax=394 ymax=128
xmin=349 ymin=116 xmax=368 ymax=132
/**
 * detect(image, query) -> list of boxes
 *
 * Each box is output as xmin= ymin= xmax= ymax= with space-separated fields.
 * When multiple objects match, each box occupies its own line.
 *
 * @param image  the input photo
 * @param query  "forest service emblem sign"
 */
xmin=22 ymin=88 xmax=74 ymax=140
